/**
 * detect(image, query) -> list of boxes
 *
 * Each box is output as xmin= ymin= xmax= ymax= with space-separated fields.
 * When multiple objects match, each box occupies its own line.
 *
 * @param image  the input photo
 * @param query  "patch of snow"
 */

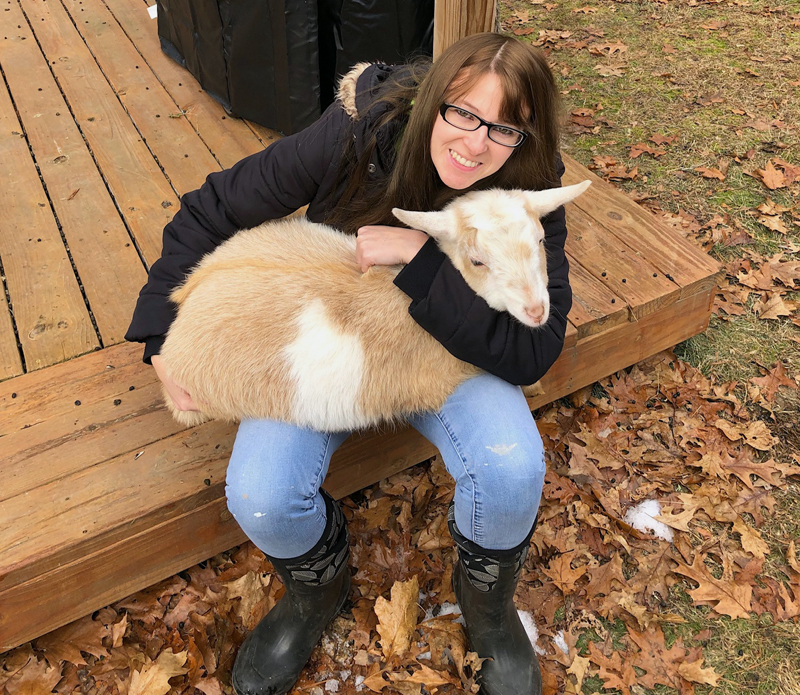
xmin=553 ymin=630 xmax=569 ymax=655
xmin=339 ymin=670 xmax=350 ymax=682
xmin=424 ymin=601 xmax=463 ymax=623
xmin=623 ymin=499 xmax=674 ymax=542
xmin=325 ymin=680 xmax=339 ymax=693
xmin=517 ymin=611 xmax=545 ymax=655
xmin=355 ymin=675 xmax=365 ymax=692
xmin=417 ymin=651 xmax=431 ymax=660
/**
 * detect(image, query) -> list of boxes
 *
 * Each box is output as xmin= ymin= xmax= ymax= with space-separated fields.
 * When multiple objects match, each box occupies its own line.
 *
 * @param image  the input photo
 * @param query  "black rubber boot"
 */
xmin=448 ymin=505 xmax=541 ymax=695
xmin=232 ymin=490 xmax=350 ymax=695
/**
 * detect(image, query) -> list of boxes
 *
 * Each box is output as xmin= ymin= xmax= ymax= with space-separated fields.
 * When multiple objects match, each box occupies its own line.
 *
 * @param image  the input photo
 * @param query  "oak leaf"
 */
xmin=129 ymin=650 xmax=188 ymax=695
xmin=673 ymin=554 xmax=752 ymax=619
xmin=750 ymin=362 xmax=796 ymax=403
xmin=695 ymin=166 xmax=726 ymax=180
xmin=754 ymin=292 xmax=794 ymax=319
xmin=565 ymin=655 xmax=590 ymax=694
xmin=541 ymin=551 xmax=587 ymax=594
xmin=713 ymin=419 xmax=776 ymax=450
xmin=753 ymin=161 xmax=787 ymax=189
xmin=3 ymin=655 xmax=62 ymax=695
xmin=587 ymin=642 xmax=636 ymax=695
xmin=627 ymin=626 xmax=685 ymax=690
xmin=678 ymin=659 xmax=721 ymax=686
xmin=584 ymin=554 xmax=626 ymax=599
xmin=374 ymin=576 xmax=419 ymax=659
xmin=35 ymin=615 xmax=109 ymax=666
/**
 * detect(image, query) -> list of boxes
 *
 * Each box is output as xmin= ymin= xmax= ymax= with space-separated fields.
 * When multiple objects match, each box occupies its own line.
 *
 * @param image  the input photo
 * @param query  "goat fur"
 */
xmin=160 ymin=181 xmax=591 ymax=431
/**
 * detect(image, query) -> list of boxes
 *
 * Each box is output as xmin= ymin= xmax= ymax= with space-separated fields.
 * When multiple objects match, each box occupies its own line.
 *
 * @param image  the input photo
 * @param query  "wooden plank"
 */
xmin=433 ymin=0 xmax=496 ymax=59
xmin=565 ymin=257 xmax=629 ymax=337
xmin=0 ymin=495 xmax=246 ymax=651
xmin=0 ymin=341 xmax=141 ymax=432
xmin=562 ymin=156 xmax=722 ymax=294
xmin=1 ymin=419 xmax=235 ymax=587
xmin=56 ymin=0 xmax=222 ymax=195
xmin=0 ymin=288 xmax=23 ymax=381
xmin=0 ymin=72 xmax=98 ymax=369
xmin=1 ymin=380 xmax=181 ymax=502
xmin=0 ymin=0 xmax=147 ymax=345
xmin=103 ymin=0 xmax=270 ymax=168
xmin=527 ymin=283 xmax=715 ymax=408
xmin=565 ymin=205 xmax=680 ymax=319
xmin=19 ymin=0 xmax=179 ymax=266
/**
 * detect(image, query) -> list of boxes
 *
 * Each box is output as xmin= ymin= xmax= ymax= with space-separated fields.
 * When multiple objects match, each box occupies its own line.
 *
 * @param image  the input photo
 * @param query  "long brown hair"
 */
xmin=327 ymin=33 xmax=561 ymax=235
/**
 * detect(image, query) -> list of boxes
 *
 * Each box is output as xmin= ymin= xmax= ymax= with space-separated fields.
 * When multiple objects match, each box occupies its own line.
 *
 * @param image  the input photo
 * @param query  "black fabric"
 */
xmin=156 ymin=0 xmax=321 ymax=134
xmin=125 ymin=63 xmax=572 ymax=387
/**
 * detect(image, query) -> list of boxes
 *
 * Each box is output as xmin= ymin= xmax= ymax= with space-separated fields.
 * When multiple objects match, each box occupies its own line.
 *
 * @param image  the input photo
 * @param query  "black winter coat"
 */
xmin=125 ymin=64 xmax=572 ymax=386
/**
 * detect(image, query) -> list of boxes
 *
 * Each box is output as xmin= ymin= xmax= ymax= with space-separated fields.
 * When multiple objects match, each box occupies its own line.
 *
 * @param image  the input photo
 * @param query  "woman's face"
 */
xmin=430 ymin=72 xmax=518 ymax=190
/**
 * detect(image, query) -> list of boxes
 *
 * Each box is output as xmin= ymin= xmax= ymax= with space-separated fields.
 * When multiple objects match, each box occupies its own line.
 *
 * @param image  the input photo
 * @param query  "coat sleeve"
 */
xmin=125 ymin=103 xmax=349 ymax=362
xmin=392 ymin=160 xmax=572 ymax=386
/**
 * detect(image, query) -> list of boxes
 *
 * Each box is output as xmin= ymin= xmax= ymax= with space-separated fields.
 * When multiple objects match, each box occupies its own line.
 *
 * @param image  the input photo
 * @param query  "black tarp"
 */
xmin=156 ymin=0 xmax=433 ymax=135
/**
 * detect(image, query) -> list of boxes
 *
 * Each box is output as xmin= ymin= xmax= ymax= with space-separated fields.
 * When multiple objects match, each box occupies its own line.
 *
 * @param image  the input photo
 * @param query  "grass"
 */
xmin=500 ymin=0 xmax=800 ymax=691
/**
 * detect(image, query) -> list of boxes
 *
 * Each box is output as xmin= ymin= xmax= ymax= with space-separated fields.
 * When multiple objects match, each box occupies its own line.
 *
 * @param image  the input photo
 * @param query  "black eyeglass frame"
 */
xmin=438 ymin=103 xmax=528 ymax=148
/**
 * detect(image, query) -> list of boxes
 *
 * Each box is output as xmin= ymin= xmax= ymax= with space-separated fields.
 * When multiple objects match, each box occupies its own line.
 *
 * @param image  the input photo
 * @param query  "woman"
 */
xmin=126 ymin=32 xmax=569 ymax=695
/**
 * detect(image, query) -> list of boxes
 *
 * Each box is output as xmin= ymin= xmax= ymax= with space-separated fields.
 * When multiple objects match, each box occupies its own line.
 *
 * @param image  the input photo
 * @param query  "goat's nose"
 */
xmin=524 ymin=303 xmax=547 ymax=325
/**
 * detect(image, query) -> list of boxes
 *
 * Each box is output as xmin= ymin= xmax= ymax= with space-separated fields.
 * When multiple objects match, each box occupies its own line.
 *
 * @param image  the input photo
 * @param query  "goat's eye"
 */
xmin=470 ymin=258 xmax=485 ymax=267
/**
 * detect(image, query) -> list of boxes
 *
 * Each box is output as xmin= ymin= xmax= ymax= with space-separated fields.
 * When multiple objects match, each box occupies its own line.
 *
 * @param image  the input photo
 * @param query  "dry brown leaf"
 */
xmin=594 ymin=63 xmax=627 ymax=77
xmin=374 ymin=576 xmax=419 ymax=659
xmin=713 ymin=419 xmax=776 ymax=450
xmin=627 ymin=627 xmax=686 ymax=690
xmin=754 ymin=292 xmax=794 ymax=319
xmin=35 ymin=615 xmax=110 ymax=666
xmin=678 ymin=659 xmax=721 ymax=686
xmin=695 ymin=166 xmax=726 ymax=180
xmin=565 ymin=655 xmax=590 ymax=694
xmin=673 ymin=555 xmax=752 ymax=619
xmin=751 ymin=362 xmax=796 ymax=404
xmin=587 ymin=642 xmax=637 ymax=695
xmin=194 ymin=678 xmax=225 ymax=695
xmin=3 ymin=656 xmax=62 ymax=695
xmin=754 ymin=161 xmax=787 ymax=189
xmin=732 ymin=517 xmax=770 ymax=558
xmin=128 ymin=650 xmax=188 ymax=695
xmin=629 ymin=142 xmax=666 ymax=158
xmin=541 ymin=551 xmax=587 ymax=594
xmin=757 ymin=214 xmax=789 ymax=233
xmin=224 ymin=571 xmax=272 ymax=630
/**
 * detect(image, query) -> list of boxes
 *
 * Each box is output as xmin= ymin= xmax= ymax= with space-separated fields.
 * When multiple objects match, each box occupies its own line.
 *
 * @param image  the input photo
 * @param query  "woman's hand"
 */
xmin=355 ymin=226 xmax=429 ymax=273
xmin=151 ymin=354 xmax=200 ymax=412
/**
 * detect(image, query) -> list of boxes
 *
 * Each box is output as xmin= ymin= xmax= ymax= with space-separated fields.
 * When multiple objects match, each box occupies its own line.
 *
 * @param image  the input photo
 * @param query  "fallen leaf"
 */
xmin=753 ymin=161 xmax=787 ymax=189
xmin=374 ymin=576 xmax=420 ymax=659
xmin=695 ymin=166 xmax=726 ymax=180
xmin=541 ymin=551 xmax=587 ymax=594
xmin=129 ymin=650 xmax=188 ymax=695
xmin=751 ymin=362 xmax=796 ymax=403
xmin=754 ymin=292 xmax=793 ymax=319
xmin=678 ymin=658 xmax=721 ymax=686
xmin=673 ymin=555 xmax=752 ymax=619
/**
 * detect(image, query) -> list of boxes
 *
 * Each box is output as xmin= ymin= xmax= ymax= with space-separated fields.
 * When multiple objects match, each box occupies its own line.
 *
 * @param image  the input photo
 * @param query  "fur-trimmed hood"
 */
xmin=336 ymin=62 xmax=371 ymax=119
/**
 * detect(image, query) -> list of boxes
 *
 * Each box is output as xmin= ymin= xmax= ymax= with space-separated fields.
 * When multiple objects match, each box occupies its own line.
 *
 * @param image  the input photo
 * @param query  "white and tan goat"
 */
xmin=160 ymin=181 xmax=591 ymax=430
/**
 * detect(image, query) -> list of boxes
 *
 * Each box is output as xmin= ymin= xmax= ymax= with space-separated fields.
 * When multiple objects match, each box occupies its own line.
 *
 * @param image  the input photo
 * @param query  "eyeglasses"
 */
xmin=439 ymin=104 xmax=528 ymax=148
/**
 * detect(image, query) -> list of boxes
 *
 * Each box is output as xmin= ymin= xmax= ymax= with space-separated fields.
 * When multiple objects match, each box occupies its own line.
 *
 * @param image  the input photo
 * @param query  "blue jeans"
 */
xmin=225 ymin=373 xmax=545 ymax=558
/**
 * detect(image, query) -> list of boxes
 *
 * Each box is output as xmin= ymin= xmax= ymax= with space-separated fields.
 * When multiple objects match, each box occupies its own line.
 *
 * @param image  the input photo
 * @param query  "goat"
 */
xmin=160 ymin=181 xmax=591 ymax=431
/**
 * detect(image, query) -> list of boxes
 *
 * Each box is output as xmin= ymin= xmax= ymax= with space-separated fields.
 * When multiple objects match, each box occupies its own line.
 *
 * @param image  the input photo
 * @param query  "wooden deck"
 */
xmin=0 ymin=0 xmax=721 ymax=650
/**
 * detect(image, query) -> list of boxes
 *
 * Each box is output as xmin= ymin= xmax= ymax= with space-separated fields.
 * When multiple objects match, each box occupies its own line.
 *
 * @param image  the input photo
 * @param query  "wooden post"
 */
xmin=433 ymin=0 xmax=497 ymax=60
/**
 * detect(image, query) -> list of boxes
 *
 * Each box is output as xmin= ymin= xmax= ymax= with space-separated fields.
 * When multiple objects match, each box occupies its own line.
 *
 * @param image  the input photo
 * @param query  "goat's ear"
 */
xmin=392 ymin=208 xmax=457 ymax=241
xmin=524 ymin=180 xmax=592 ymax=218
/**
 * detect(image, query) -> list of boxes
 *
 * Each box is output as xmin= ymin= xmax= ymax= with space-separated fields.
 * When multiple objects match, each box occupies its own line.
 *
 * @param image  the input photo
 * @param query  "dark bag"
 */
xmin=157 ymin=0 xmax=432 ymax=135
